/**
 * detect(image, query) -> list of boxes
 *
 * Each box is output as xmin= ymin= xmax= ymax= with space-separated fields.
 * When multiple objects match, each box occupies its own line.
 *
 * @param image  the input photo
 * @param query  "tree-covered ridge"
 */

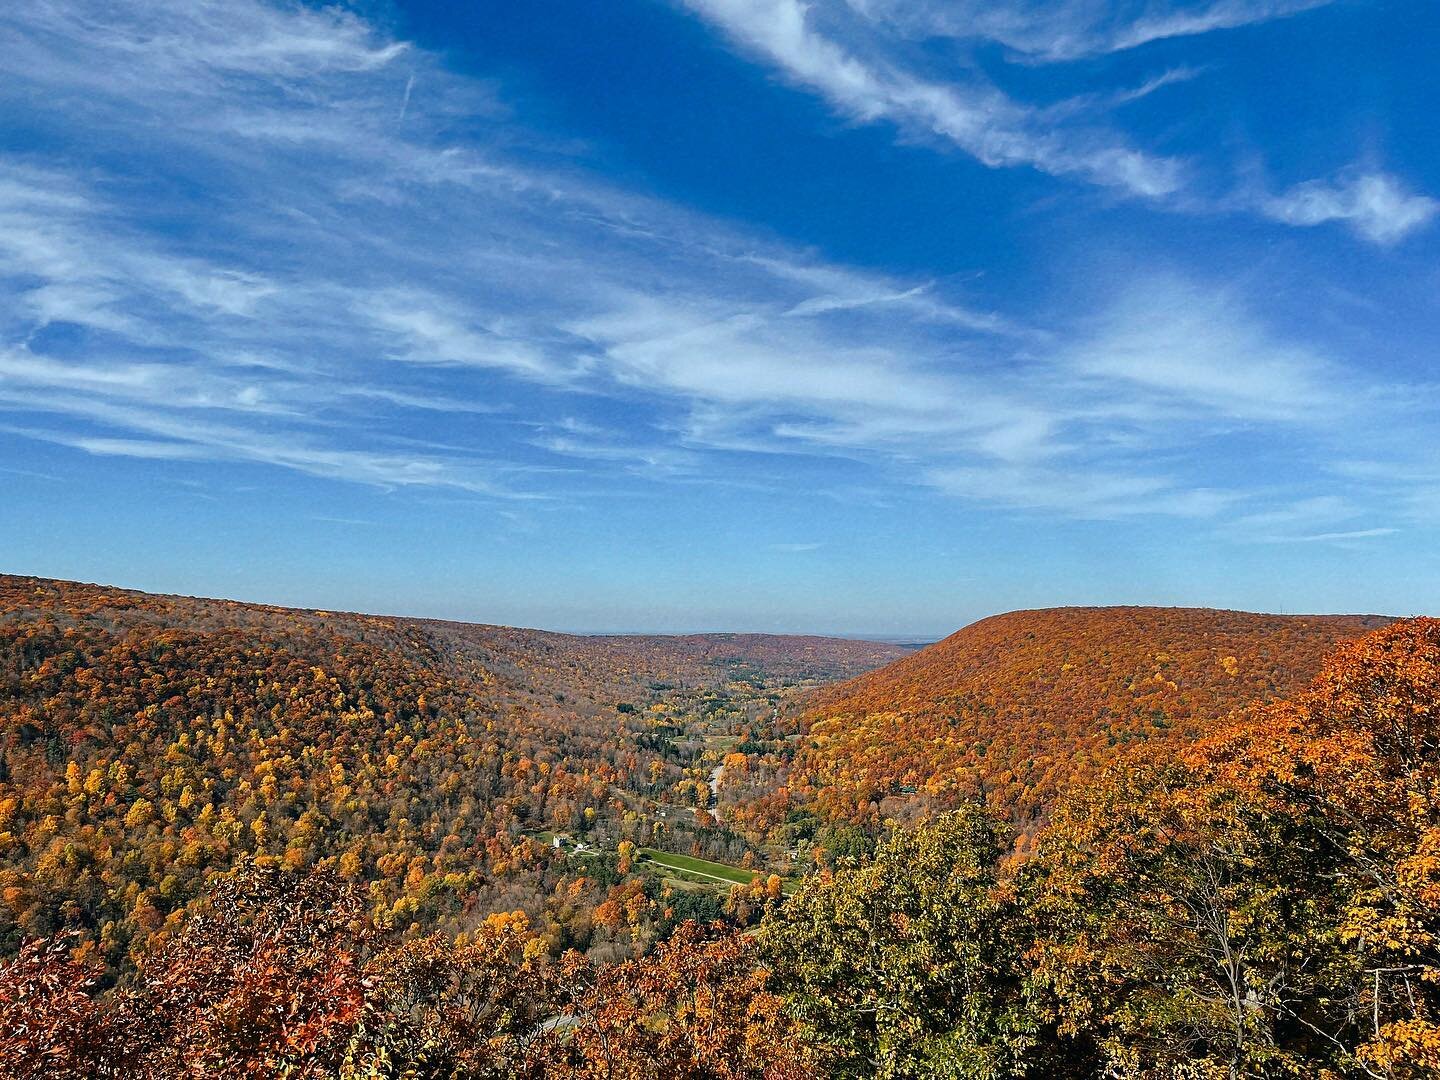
xmin=764 ymin=617 xmax=1440 ymax=1076
xmin=0 ymin=574 xmax=905 ymax=978
xmin=4 ymin=615 xmax=1438 ymax=1077
xmin=787 ymin=605 xmax=1392 ymax=829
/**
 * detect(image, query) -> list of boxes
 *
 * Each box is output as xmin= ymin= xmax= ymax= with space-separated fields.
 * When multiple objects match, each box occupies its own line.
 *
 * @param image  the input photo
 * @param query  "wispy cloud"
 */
xmin=927 ymin=463 xmax=1233 ymax=520
xmin=682 ymin=1 xmax=1434 ymax=245
xmin=529 ymin=419 xmax=705 ymax=480
xmin=1268 ymin=527 xmax=1398 ymax=543
xmin=1331 ymin=462 xmax=1440 ymax=531
xmin=0 ymin=0 xmax=1429 ymax=529
xmin=65 ymin=436 xmax=210 ymax=461
xmin=850 ymin=0 xmax=1335 ymax=62
xmin=681 ymin=0 xmax=1183 ymax=196
xmin=1064 ymin=278 xmax=1342 ymax=423
xmin=1262 ymin=171 xmax=1439 ymax=245
xmin=1216 ymin=494 xmax=1410 ymax=545
xmin=363 ymin=291 xmax=567 ymax=379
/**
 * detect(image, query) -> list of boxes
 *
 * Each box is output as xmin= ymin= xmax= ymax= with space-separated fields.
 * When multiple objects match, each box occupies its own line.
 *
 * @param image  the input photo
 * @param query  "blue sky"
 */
xmin=1 ymin=0 xmax=1437 ymax=635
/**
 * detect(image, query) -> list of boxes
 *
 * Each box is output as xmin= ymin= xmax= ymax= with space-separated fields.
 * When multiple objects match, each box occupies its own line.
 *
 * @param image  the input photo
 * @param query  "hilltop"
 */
xmin=785 ymin=605 xmax=1394 ymax=829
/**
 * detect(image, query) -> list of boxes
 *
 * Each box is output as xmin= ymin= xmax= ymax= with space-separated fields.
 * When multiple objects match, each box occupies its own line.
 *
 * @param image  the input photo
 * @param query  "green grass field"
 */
xmin=638 ymin=848 xmax=761 ymax=886
xmin=531 ymin=837 xmax=797 ymax=894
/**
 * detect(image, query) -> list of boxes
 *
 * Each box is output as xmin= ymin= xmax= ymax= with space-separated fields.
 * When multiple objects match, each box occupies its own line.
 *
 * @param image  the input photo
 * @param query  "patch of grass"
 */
xmin=659 ymin=870 xmax=730 ymax=893
xmin=638 ymin=848 xmax=759 ymax=886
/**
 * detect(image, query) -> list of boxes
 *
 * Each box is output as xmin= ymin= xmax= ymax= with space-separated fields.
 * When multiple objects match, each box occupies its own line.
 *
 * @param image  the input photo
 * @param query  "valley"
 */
xmin=0 ymin=574 xmax=903 ymax=974
xmin=2 ymin=575 xmax=1436 ymax=1078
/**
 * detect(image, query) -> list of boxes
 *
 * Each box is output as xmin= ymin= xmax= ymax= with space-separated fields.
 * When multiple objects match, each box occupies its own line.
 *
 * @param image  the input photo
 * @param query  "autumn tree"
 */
xmin=359 ymin=911 xmax=567 ymax=1078
xmin=0 ymin=935 xmax=115 ymax=1079
xmin=1027 ymin=617 xmax=1440 ymax=1078
xmin=1194 ymin=616 xmax=1440 ymax=1076
xmin=759 ymin=806 xmax=1041 ymax=1078
xmin=564 ymin=920 xmax=817 ymax=1080
xmin=0 ymin=865 xmax=820 ymax=1079
xmin=112 ymin=860 xmax=371 ymax=1076
xmin=1024 ymin=757 xmax=1343 ymax=1077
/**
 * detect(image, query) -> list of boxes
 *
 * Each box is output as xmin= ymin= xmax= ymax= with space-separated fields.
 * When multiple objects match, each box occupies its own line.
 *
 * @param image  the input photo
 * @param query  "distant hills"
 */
xmin=789 ymin=605 xmax=1394 ymax=830
xmin=0 ymin=574 xmax=909 ymax=689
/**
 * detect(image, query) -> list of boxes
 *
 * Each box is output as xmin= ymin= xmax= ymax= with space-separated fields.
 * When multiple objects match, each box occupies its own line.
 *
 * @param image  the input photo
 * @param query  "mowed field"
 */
xmin=639 ymin=848 xmax=766 ymax=886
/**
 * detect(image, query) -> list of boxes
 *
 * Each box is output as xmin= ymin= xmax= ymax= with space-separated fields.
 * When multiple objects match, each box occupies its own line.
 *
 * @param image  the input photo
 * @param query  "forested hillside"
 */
xmin=0 ymin=575 xmax=904 ymax=977
xmin=5 ymin=605 xmax=1438 ymax=1078
xmin=786 ymin=606 xmax=1393 ymax=829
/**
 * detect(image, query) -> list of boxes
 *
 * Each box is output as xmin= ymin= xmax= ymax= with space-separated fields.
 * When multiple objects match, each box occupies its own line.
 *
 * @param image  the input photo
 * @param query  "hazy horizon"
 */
xmin=0 ymin=567 xmax=1409 ymax=643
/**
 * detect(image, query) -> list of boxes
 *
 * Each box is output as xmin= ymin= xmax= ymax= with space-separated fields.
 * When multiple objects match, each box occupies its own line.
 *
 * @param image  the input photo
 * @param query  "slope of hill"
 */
xmin=0 ymin=574 xmax=905 ymax=973
xmin=787 ymin=606 xmax=1394 ymax=829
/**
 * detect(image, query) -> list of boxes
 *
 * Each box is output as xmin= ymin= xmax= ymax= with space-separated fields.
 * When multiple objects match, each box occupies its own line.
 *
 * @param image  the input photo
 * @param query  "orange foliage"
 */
xmin=790 ymin=605 xmax=1390 ymax=825
xmin=0 ymin=863 xmax=813 ymax=1079
xmin=0 ymin=574 xmax=901 ymax=975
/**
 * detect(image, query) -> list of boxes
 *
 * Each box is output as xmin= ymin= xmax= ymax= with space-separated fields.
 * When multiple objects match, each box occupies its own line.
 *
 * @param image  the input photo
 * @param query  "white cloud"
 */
xmin=851 ymin=0 xmax=1335 ymax=62
xmin=1065 ymin=278 xmax=1341 ymax=422
xmin=928 ymin=463 xmax=1234 ymax=519
xmin=2 ymin=401 xmax=519 ymax=495
xmin=681 ymin=0 xmax=1184 ymax=196
xmin=0 ymin=349 xmax=292 ymax=416
xmin=0 ymin=0 xmax=407 ymax=98
xmin=0 ymin=0 xmax=1426 ymax=530
xmin=364 ymin=292 xmax=564 ymax=379
xmin=1263 ymin=171 xmax=1439 ymax=245
xmin=687 ymin=0 xmax=1438 ymax=245
xmin=1219 ymin=495 xmax=1403 ymax=544
xmin=530 ymin=421 xmax=704 ymax=479
xmin=1268 ymin=527 xmax=1398 ymax=543
xmin=575 ymin=297 xmax=954 ymax=413
xmin=7 ymin=431 xmax=207 ymax=461
xmin=1331 ymin=461 xmax=1440 ymax=529
xmin=1106 ymin=0 xmax=1333 ymax=56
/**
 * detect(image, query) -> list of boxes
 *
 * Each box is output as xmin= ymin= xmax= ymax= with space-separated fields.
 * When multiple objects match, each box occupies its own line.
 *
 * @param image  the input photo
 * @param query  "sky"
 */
xmin=0 ymin=0 xmax=1438 ymax=636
